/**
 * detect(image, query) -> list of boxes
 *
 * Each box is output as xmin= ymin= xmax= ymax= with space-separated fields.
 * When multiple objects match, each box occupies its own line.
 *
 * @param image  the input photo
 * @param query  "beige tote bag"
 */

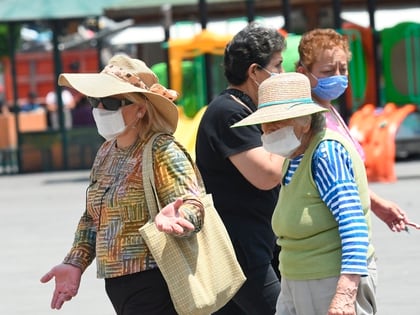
xmin=139 ymin=133 xmax=246 ymax=315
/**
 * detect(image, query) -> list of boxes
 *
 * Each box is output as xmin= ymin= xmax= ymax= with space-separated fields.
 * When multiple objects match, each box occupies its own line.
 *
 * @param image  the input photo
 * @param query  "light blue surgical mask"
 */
xmin=310 ymin=74 xmax=348 ymax=101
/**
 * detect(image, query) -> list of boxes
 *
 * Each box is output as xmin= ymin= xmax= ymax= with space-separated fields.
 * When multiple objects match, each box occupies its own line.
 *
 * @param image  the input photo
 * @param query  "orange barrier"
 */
xmin=0 ymin=115 xmax=17 ymax=149
xmin=349 ymin=103 xmax=417 ymax=182
xmin=0 ymin=111 xmax=47 ymax=149
xmin=0 ymin=111 xmax=48 ymax=174
xmin=18 ymin=110 xmax=48 ymax=132
xmin=349 ymin=103 xmax=377 ymax=149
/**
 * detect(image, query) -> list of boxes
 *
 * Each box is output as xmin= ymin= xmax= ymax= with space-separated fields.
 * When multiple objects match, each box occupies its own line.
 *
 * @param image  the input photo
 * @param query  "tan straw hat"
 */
xmin=232 ymin=72 xmax=327 ymax=127
xmin=58 ymin=54 xmax=179 ymax=132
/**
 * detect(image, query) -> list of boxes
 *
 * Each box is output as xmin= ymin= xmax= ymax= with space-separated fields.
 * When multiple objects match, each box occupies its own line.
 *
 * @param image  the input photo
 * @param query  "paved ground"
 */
xmin=1 ymin=157 xmax=419 ymax=315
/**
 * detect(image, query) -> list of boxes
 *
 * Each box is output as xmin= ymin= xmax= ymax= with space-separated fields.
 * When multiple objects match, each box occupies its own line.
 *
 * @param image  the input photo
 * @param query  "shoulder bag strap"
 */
xmin=142 ymin=132 xmax=164 ymax=220
xmin=142 ymin=132 xmax=206 ymax=220
xmin=223 ymin=88 xmax=256 ymax=114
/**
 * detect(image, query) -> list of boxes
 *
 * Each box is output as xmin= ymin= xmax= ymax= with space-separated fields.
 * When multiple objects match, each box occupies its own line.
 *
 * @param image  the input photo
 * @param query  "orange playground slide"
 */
xmin=349 ymin=103 xmax=416 ymax=182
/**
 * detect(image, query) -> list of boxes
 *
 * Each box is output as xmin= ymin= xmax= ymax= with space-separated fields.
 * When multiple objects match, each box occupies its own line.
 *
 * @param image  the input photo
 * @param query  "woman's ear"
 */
xmin=294 ymin=116 xmax=312 ymax=135
xmin=296 ymin=65 xmax=305 ymax=74
xmin=248 ymin=63 xmax=260 ymax=80
xmin=136 ymin=102 xmax=147 ymax=118
xmin=302 ymin=117 xmax=312 ymax=133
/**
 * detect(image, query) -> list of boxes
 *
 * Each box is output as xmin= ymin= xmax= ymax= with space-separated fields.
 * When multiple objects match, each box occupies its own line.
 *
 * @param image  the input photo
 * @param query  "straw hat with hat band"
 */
xmin=231 ymin=72 xmax=327 ymax=127
xmin=58 ymin=54 xmax=179 ymax=133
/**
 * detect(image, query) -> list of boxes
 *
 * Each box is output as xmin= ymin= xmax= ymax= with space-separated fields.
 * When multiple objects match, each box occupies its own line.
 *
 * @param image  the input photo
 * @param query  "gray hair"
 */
xmin=310 ymin=112 xmax=326 ymax=133
xmin=294 ymin=112 xmax=325 ymax=133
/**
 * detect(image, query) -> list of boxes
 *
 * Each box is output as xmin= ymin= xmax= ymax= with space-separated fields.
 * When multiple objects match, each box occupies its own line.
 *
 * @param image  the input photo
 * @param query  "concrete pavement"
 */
xmin=368 ymin=158 xmax=420 ymax=315
xmin=1 ymin=158 xmax=419 ymax=315
xmin=0 ymin=170 xmax=114 ymax=315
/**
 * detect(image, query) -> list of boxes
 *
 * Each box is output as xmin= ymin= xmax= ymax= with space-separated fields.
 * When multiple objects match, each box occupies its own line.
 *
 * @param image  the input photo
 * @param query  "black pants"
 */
xmin=105 ymin=268 xmax=177 ymax=315
xmin=212 ymin=262 xmax=281 ymax=315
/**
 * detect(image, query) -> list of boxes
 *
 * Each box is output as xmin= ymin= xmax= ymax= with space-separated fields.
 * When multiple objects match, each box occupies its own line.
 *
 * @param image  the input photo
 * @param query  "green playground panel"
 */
xmin=380 ymin=22 xmax=420 ymax=106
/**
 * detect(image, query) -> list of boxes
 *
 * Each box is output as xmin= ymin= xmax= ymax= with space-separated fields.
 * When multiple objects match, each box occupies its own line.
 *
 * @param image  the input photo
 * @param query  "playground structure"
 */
xmin=346 ymin=21 xmax=420 ymax=182
xmin=0 ymin=7 xmax=419 ymax=180
xmin=160 ymin=21 xmax=420 ymax=182
xmin=1 ymin=49 xmax=99 ymax=104
xmin=152 ymin=29 xmax=232 ymax=161
xmin=0 ymin=49 xmax=102 ymax=173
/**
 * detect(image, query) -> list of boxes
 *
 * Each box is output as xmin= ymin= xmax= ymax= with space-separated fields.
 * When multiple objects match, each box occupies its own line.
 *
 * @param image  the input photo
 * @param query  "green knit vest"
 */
xmin=272 ymin=129 xmax=374 ymax=280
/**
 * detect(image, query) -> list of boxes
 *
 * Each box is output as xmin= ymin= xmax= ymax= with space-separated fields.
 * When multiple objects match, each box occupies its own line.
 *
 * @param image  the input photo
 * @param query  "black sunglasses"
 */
xmin=87 ymin=96 xmax=133 ymax=111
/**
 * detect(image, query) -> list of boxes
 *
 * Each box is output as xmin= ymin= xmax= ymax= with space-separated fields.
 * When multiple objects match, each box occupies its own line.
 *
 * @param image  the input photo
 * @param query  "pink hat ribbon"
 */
xmin=102 ymin=64 xmax=178 ymax=102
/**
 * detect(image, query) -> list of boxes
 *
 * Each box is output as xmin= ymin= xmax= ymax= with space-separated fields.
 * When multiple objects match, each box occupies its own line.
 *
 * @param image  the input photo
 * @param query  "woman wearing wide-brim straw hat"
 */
xmin=233 ymin=72 xmax=377 ymax=315
xmin=40 ymin=54 xmax=205 ymax=315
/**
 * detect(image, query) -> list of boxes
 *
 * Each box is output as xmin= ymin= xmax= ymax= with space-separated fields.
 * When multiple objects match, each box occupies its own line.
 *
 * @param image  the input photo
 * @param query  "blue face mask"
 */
xmin=259 ymin=65 xmax=279 ymax=77
xmin=311 ymin=75 xmax=348 ymax=101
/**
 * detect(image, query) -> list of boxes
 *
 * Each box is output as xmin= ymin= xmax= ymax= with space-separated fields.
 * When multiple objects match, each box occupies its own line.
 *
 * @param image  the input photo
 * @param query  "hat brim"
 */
xmin=59 ymin=73 xmax=178 ymax=133
xmin=231 ymin=102 xmax=327 ymax=127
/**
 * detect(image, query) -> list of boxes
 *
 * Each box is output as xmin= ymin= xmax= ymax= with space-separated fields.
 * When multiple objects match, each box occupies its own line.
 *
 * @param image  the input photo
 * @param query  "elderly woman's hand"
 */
xmin=370 ymin=190 xmax=408 ymax=232
xmin=155 ymin=198 xmax=195 ymax=236
xmin=328 ymin=274 xmax=359 ymax=315
xmin=328 ymin=293 xmax=356 ymax=315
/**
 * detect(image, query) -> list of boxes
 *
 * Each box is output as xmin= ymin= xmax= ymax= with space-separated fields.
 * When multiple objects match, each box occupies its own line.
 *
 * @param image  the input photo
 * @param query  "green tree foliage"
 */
xmin=0 ymin=24 xmax=21 ymax=57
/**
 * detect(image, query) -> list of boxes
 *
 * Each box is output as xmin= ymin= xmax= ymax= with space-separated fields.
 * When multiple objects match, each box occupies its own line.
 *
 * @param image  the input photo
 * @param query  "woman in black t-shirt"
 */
xmin=195 ymin=23 xmax=286 ymax=315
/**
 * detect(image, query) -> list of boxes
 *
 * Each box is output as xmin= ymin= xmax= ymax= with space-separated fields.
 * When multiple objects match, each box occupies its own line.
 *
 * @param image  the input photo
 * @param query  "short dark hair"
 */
xmin=223 ymin=22 xmax=286 ymax=85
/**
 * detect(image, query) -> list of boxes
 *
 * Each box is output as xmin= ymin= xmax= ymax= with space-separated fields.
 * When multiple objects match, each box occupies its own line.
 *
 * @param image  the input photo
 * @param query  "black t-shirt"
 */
xmin=195 ymin=89 xmax=281 ymax=271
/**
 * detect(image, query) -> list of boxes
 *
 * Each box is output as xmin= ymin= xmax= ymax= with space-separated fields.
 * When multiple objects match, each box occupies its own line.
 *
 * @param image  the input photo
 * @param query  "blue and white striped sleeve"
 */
xmin=312 ymin=140 xmax=369 ymax=276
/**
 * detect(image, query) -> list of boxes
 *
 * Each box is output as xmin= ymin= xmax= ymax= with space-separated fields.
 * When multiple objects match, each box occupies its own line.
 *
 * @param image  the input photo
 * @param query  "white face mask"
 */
xmin=92 ymin=108 xmax=126 ymax=141
xmin=261 ymin=126 xmax=301 ymax=158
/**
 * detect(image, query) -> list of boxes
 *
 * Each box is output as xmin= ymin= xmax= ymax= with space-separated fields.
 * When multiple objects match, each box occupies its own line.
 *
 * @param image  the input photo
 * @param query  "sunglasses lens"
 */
xmin=87 ymin=97 xmax=100 ymax=108
xmin=101 ymin=97 xmax=122 ymax=111
xmin=87 ymin=97 xmax=133 ymax=111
